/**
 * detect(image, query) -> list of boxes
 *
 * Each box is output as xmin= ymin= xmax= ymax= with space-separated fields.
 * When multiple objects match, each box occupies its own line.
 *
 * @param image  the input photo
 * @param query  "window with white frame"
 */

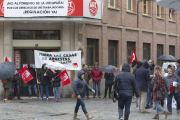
xmin=143 ymin=0 xmax=148 ymax=15
xmin=157 ymin=5 xmax=161 ymax=18
xmin=127 ymin=0 xmax=133 ymax=11
xmin=109 ymin=0 xmax=115 ymax=8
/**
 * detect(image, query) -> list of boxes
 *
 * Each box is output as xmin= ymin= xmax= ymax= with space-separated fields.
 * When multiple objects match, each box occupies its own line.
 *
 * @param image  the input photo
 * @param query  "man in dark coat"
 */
xmin=136 ymin=61 xmax=151 ymax=113
xmin=114 ymin=63 xmax=139 ymax=120
xmin=73 ymin=70 xmax=95 ymax=120
xmin=145 ymin=59 xmax=155 ymax=109
xmin=38 ymin=63 xmax=52 ymax=100
xmin=11 ymin=70 xmax=22 ymax=100
xmin=28 ymin=64 xmax=38 ymax=98
xmin=81 ymin=64 xmax=91 ymax=99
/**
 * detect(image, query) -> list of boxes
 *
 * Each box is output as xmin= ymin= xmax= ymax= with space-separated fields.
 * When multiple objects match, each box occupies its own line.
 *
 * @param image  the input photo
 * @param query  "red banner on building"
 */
xmin=58 ymin=70 xmax=71 ymax=87
xmin=14 ymin=50 xmax=21 ymax=69
xmin=0 ymin=0 xmax=4 ymax=16
xmin=19 ymin=66 xmax=33 ymax=84
xmin=68 ymin=0 xmax=83 ymax=16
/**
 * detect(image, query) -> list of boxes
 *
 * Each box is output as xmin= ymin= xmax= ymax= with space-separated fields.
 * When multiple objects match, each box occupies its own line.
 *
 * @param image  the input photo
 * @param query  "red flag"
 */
xmin=19 ymin=66 xmax=34 ymax=84
xmin=5 ymin=57 xmax=9 ymax=62
xmin=58 ymin=70 xmax=71 ymax=87
xmin=52 ymin=60 xmax=55 ymax=62
xmin=130 ymin=46 xmax=138 ymax=67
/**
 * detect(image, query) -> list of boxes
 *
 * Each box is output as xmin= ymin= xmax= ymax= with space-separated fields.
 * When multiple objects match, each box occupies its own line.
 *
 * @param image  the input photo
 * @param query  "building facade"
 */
xmin=0 ymin=0 xmax=180 ymax=98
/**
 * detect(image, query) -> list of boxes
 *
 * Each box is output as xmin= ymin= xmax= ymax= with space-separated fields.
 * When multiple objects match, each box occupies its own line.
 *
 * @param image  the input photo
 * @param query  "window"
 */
xmin=13 ymin=30 xmax=60 ymax=40
xmin=157 ymin=44 xmax=163 ymax=66
xmin=87 ymin=39 xmax=99 ymax=68
xmin=109 ymin=0 xmax=115 ymax=8
xmin=157 ymin=5 xmax=161 ymax=18
xmin=143 ymin=43 xmax=150 ymax=61
xmin=127 ymin=0 xmax=133 ymax=11
xmin=169 ymin=45 xmax=175 ymax=57
xmin=108 ymin=40 xmax=118 ymax=66
xmin=143 ymin=0 xmax=148 ymax=15
xmin=127 ymin=42 xmax=136 ymax=64
xmin=169 ymin=9 xmax=175 ymax=21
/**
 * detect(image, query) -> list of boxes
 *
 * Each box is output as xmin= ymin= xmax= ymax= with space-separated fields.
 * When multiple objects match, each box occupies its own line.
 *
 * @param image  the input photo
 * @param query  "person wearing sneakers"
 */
xmin=114 ymin=63 xmax=139 ymax=120
xmin=52 ymin=70 xmax=61 ymax=103
xmin=38 ymin=63 xmax=52 ymax=100
xmin=91 ymin=62 xmax=103 ymax=98
xmin=152 ymin=66 xmax=169 ymax=119
xmin=73 ymin=70 xmax=95 ymax=120
xmin=165 ymin=67 xmax=180 ymax=115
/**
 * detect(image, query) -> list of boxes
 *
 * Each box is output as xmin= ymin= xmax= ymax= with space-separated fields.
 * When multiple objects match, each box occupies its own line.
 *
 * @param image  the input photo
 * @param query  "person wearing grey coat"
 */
xmin=165 ymin=68 xmax=180 ymax=114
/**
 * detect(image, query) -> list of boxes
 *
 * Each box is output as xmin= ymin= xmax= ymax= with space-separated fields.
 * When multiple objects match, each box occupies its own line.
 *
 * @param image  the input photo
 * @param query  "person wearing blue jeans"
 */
xmin=38 ymin=63 xmax=52 ymax=100
xmin=91 ymin=62 xmax=102 ymax=98
xmin=73 ymin=70 xmax=95 ymax=120
xmin=28 ymin=64 xmax=39 ymax=98
xmin=167 ymin=92 xmax=180 ymax=114
xmin=93 ymin=81 xmax=101 ymax=98
xmin=52 ymin=71 xmax=61 ymax=102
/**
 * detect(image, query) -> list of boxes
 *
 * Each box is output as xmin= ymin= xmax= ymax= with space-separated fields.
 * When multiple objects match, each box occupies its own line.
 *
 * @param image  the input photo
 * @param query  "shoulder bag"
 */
xmin=111 ymin=80 xmax=119 ymax=103
xmin=156 ymin=78 xmax=168 ymax=100
xmin=72 ymin=81 xmax=85 ymax=100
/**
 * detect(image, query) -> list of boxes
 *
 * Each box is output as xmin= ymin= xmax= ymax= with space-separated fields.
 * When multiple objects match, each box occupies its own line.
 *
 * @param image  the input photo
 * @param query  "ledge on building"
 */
xmin=156 ymin=17 xmax=164 ymax=21
xmin=169 ymin=20 xmax=176 ymax=23
xmin=126 ymin=10 xmax=137 ymax=15
xmin=108 ymin=6 xmax=120 ymax=11
xmin=142 ymin=14 xmax=152 ymax=18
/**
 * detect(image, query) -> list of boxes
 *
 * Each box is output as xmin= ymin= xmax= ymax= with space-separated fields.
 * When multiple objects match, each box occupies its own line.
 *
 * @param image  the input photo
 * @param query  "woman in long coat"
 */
xmin=152 ymin=66 xmax=169 ymax=119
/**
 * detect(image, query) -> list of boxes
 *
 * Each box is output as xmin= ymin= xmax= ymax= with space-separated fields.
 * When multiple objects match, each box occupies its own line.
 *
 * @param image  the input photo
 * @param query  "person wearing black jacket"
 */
xmin=73 ymin=70 xmax=95 ymax=120
xmin=52 ymin=70 xmax=61 ymax=102
xmin=114 ymin=63 xmax=139 ymax=120
xmin=38 ymin=63 xmax=52 ymax=100
xmin=11 ymin=70 xmax=22 ymax=100
xmin=136 ymin=61 xmax=151 ymax=113
xmin=28 ymin=64 xmax=38 ymax=98
xmin=103 ymin=73 xmax=114 ymax=99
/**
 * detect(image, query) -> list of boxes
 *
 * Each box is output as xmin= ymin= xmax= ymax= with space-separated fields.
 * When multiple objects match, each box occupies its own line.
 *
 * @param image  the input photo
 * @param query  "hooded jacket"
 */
xmin=133 ymin=61 xmax=143 ymax=77
xmin=11 ymin=73 xmax=20 ymax=83
xmin=114 ymin=63 xmax=139 ymax=97
xmin=91 ymin=67 xmax=103 ymax=82
xmin=38 ymin=64 xmax=52 ymax=85
xmin=73 ymin=70 xmax=93 ymax=98
xmin=135 ymin=61 xmax=151 ymax=92
xmin=27 ymin=67 xmax=36 ymax=85
xmin=52 ymin=72 xmax=61 ymax=87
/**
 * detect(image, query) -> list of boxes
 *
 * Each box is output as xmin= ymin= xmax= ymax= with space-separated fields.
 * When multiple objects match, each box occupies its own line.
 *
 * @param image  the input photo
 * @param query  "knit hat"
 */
xmin=177 ymin=59 xmax=180 ymax=64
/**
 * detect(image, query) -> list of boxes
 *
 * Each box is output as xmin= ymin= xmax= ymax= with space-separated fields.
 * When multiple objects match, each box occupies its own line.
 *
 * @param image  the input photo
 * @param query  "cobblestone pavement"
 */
xmin=0 ymin=97 xmax=179 ymax=120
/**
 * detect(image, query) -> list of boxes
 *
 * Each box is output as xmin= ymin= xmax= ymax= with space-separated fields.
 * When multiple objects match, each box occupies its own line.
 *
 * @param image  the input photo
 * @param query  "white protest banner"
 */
xmin=4 ymin=0 xmax=68 ymax=17
xmin=34 ymin=50 xmax=81 ymax=70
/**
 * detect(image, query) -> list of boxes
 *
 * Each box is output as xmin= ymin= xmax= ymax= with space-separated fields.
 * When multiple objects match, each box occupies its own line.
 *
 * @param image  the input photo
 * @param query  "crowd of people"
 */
xmin=2 ymin=59 xmax=180 ymax=120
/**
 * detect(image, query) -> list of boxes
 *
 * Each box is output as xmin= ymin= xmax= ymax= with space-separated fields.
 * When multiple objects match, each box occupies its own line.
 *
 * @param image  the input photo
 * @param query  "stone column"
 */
xmin=101 ymin=26 xmax=108 ymax=66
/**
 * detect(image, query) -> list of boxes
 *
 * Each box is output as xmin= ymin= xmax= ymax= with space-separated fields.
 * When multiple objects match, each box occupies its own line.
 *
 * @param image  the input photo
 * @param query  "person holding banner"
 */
xmin=28 ymin=64 xmax=39 ymax=98
xmin=38 ymin=63 xmax=52 ymax=100
xmin=11 ymin=70 xmax=22 ymax=100
xmin=73 ymin=70 xmax=95 ymax=120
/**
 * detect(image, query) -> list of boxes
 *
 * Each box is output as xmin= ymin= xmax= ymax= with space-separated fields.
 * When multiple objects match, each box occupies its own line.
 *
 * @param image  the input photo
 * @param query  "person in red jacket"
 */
xmin=91 ymin=62 xmax=103 ymax=98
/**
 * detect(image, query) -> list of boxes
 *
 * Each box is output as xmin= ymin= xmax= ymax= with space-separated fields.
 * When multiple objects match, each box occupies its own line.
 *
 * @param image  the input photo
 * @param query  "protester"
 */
xmin=135 ymin=61 xmax=151 ymax=113
xmin=81 ymin=64 xmax=91 ymax=99
xmin=165 ymin=67 xmax=180 ymax=114
xmin=11 ymin=70 xmax=22 ymax=100
xmin=38 ymin=63 xmax=52 ymax=100
xmin=52 ymin=70 xmax=61 ymax=103
xmin=114 ymin=63 xmax=139 ymax=120
xmin=145 ymin=59 xmax=155 ymax=109
xmin=152 ymin=66 xmax=169 ymax=119
xmin=133 ymin=61 xmax=143 ymax=109
xmin=103 ymin=72 xmax=114 ymax=99
xmin=73 ymin=70 xmax=95 ymax=120
xmin=28 ymin=64 xmax=38 ymax=98
xmin=2 ymin=77 xmax=12 ymax=102
xmin=91 ymin=62 xmax=103 ymax=98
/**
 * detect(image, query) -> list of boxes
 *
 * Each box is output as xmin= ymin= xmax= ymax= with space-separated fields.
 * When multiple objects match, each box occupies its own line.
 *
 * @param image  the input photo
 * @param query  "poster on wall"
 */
xmin=4 ymin=0 xmax=68 ymax=17
xmin=14 ymin=50 xmax=21 ymax=69
xmin=0 ymin=0 xmax=4 ymax=16
xmin=34 ymin=50 xmax=81 ymax=70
